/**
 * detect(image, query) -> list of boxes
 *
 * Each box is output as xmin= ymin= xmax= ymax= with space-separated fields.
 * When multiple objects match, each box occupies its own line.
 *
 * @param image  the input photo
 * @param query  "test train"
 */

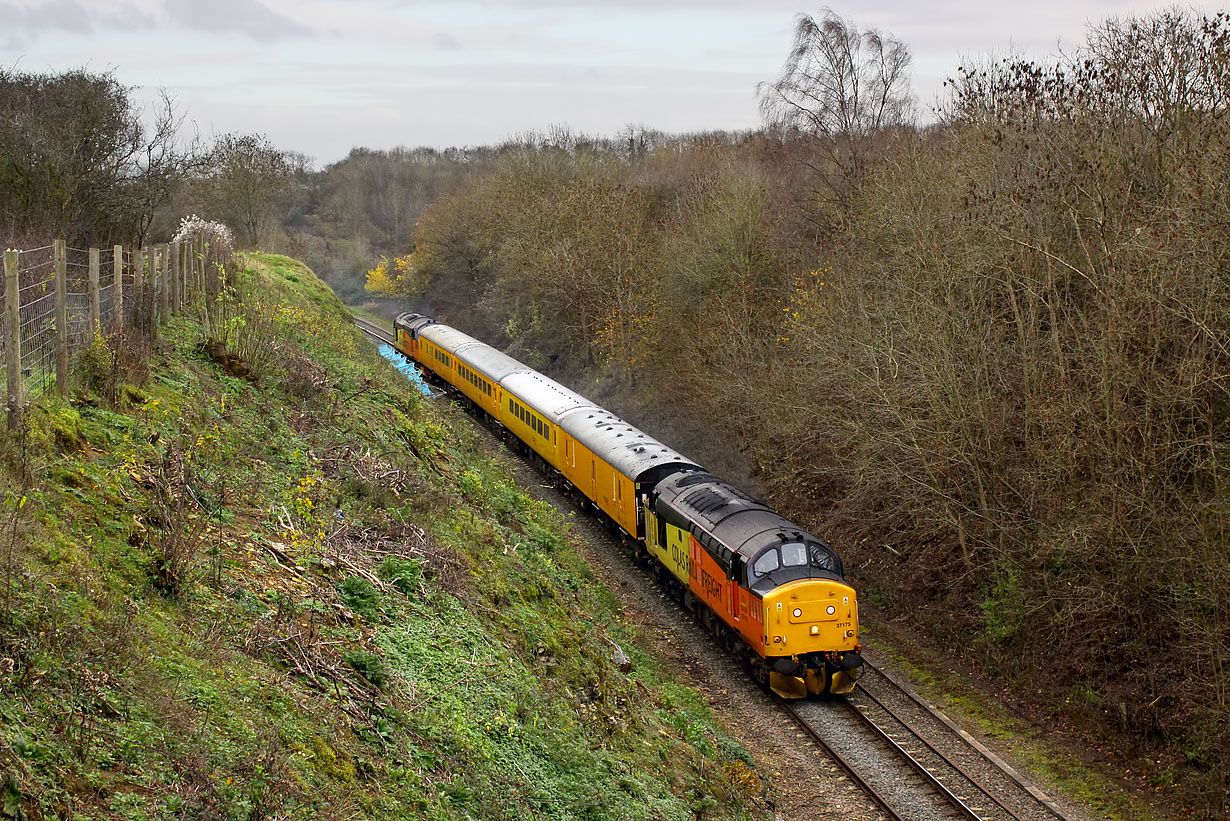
xmin=393 ymin=312 xmax=863 ymax=697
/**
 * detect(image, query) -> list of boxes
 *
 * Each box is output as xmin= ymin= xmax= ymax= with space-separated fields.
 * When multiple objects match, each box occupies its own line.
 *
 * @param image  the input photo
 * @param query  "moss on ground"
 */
xmin=0 ymin=253 xmax=759 ymax=820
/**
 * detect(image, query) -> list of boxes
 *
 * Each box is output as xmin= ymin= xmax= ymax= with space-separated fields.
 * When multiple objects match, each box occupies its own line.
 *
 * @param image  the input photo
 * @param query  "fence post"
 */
xmin=133 ymin=247 xmax=144 ymax=295
xmin=159 ymin=244 xmax=169 ymax=324
xmin=5 ymin=250 xmax=21 ymax=429
xmin=192 ymin=237 xmax=200 ymax=295
xmin=88 ymin=247 xmax=101 ymax=336
xmin=169 ymin=241 xmax=180 ymax=317
xmin=178 ymin=242 xmax=187 ymax=306
xmin=150 ymin=246 xmax=160 ymax=340
xmin=113 ymin=244 xmax=123 ymax=336
xmin=151 ymin=246 xmax=160 ymax=327
xmin=54 ymin=239 xmax=67 ymax=398
xmin=133 ymin=247 xmax=144 ymax=332
xmin=198 ymin=236 xmax=209 ymax=296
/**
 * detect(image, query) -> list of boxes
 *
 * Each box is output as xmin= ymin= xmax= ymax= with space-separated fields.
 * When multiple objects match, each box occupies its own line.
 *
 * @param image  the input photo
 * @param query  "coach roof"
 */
xmin=419 ymin=324 xmax=530 ymax=383
xmin=418 ymin=323 xmax=480 ymax=355
xmin=500 ymin=371 xmax=594 ymax=422
xmin=559 ymin=407 xmax=700 ymax=481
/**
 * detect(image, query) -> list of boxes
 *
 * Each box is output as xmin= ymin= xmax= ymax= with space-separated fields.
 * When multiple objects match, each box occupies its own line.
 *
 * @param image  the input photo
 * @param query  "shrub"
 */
xmin=337 ymin=575 xmax=382 ymax=622
xmin=341 ymin=650 xmax=387 ymax=688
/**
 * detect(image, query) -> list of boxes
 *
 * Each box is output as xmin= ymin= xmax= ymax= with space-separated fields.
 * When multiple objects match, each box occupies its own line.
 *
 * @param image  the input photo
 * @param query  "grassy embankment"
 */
xmin=0 ymin=253 xmax=759 ymax=819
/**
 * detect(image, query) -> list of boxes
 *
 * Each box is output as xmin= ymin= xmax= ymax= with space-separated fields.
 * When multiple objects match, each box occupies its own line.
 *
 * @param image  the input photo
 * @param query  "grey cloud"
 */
xmin=0 ymin=0 xmax=94 ymax=34
xmin=0 ymin=0 xmax=312 ymax=38
xmin=161 ymin=0 xmax=315 ymax=38
xmin=433 ymin=31 xmax=461 ymax=50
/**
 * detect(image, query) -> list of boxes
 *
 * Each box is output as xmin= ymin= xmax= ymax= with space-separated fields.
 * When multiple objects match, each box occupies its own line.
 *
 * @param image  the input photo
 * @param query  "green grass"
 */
xmin=0 ymin=252 xmax=759 ymax=820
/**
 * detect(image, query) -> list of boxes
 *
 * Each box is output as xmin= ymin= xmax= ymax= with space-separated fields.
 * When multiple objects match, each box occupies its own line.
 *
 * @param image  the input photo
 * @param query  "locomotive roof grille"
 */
xmin=684 ymin=488 xmax=729 ymax=515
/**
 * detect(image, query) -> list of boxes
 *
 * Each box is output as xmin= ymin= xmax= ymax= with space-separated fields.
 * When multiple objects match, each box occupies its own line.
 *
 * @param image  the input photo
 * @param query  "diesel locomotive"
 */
xmin=393 ymin=312 xmax=863 ymax=697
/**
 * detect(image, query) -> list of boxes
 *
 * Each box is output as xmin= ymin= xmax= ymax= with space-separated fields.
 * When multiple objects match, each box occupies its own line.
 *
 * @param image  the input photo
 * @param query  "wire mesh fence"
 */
xmin=1 ymin=236 xmax=210 ymax=423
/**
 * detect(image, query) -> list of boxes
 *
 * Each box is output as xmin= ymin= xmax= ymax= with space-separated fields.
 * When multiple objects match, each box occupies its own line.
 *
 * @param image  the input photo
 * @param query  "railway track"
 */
xmin=359 ymin=323 xmax=1083 ymax=821
xmin=779 ymin=662 xmax=1080 ymax=821
xmin=352 ymin=315 xmax=394 ymax=345
xmin=842 ymin=662 xmax=1076 ymax=821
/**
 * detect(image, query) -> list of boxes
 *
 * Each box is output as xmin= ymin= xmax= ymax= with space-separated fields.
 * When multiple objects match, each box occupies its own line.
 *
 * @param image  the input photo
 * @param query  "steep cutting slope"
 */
xmin=0 ymin=253 xmax=760 ymax=820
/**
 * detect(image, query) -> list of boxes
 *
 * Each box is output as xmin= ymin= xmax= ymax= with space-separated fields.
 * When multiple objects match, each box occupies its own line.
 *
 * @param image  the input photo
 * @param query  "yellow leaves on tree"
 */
xmin=365 ymin=251 xmax=430 ymax=299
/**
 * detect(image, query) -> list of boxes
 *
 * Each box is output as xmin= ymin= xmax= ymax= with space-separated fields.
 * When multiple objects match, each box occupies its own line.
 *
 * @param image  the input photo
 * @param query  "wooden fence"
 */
xmin=1 ymin=236 xmax=209 ymax=428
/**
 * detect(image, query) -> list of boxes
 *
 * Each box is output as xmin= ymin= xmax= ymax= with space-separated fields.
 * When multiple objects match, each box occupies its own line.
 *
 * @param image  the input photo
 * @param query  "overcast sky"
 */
xmin=0 ymin=1 xmax=1221 ymax=165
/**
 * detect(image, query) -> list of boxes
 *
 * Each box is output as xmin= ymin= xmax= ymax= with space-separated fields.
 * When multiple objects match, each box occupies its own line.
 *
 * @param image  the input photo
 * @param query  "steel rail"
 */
xmin=853 ymin=684 xmax=1026 ymax=820
xmin=352 ymin=315 xmax=394 ymax=345
xmin=862 ymin=661 xmax=1077 ymax=821
xmin=841 ymin=697 xmax=985 ymax=820
xmin=779 ymin=701 xmax=907 ymax=821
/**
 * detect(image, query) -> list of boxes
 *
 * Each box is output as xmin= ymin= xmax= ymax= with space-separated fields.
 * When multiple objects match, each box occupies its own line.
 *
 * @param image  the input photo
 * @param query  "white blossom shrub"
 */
xmin=173 ymin=214 xmax=235 ymax=260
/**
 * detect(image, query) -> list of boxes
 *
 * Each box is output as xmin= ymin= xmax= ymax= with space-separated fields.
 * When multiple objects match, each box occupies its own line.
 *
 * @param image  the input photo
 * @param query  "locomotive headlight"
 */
xmin=792 ymin=608 xmax=802 ymax=618
xmin=826 ymin=605 xmax=836 ymax=615
xmin=809 ymin=625 xmax=819 ymax=635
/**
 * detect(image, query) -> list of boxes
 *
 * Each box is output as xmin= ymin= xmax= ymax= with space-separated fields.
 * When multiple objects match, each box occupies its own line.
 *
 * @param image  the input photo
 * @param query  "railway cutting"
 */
xmin=354 ymin=312 xmax=1093 ymax=821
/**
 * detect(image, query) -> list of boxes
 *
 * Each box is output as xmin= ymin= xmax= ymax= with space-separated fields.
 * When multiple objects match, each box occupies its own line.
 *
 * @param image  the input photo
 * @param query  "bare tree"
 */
xmin=202 ymin=133 xmax=291 ymax=248
xmin=759 ymin=9 xmax=913 ymax=210
xmin=127 ymin=90 xmax=205 ymax=246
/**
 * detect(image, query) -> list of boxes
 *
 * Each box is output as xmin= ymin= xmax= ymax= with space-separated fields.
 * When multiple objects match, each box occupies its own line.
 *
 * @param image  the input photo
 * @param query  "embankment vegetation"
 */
xmin=0 ymin=253 xmax=759 ymax=818
xmin=368 ymin=10 xmax=1230 ymax=813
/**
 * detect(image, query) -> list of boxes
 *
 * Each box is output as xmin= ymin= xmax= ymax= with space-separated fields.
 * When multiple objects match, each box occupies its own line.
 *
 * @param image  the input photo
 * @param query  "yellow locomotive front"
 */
xmin=762 ymin=577 xmax=862 ymax=697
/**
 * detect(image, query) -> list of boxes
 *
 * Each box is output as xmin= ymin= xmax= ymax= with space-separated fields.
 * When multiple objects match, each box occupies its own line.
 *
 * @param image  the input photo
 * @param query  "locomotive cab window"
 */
xmin=749 ymin=541 xmax=843 ymax=588
xmin=751 ymin=550 xmax=780 ymax=579
xmin=808 ymin=542 xmax=839 ymax=573
xmin=781 ymin=542 xmax=808 ymax=567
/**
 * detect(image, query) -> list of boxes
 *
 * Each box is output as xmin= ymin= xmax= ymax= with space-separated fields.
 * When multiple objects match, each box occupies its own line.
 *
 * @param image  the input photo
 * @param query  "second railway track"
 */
xmin=353 ymin=315 xmax=394 ymax=345
xmin=846 ymin=662 xmax=1077 ymax=821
